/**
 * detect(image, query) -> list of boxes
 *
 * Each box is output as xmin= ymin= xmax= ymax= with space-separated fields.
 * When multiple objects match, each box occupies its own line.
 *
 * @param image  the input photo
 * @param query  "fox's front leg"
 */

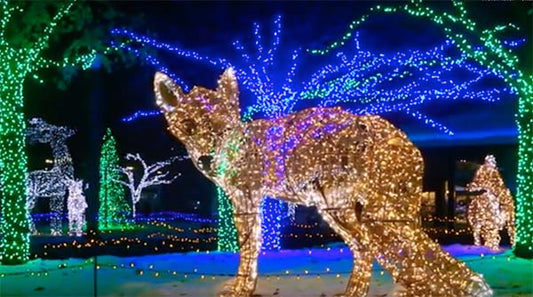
xmin=219 ymin=200 xmax=262 ymax=297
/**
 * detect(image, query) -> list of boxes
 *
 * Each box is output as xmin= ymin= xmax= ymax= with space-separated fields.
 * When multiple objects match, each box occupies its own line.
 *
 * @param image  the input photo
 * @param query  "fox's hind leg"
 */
xmin=50 ymin=194 xmax=64 ymax=235
xmin=320 ymin=209 xmax=373 ymax=297
xmin=363 ymin=220 xmax=492 ymax=297
xmin=327 ymin=204 xmax=492 ymax=297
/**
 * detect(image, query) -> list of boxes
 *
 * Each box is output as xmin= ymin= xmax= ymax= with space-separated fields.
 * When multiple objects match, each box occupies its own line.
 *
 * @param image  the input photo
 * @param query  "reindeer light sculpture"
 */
xmin=154 ymin=69 xmax=492 ymax=297
xmin=26 ymin=118 xmax=75 ymax=235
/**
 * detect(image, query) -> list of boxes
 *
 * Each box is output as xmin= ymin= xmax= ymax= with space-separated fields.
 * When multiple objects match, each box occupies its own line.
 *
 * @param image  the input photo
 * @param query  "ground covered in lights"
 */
xmin=1 ymin=244 xmax=532 ymax=297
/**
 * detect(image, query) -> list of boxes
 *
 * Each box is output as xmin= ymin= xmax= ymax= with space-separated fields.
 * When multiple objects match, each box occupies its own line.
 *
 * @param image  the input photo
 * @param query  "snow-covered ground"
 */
xmin=1 ymin=244 xmax=532 ymax=297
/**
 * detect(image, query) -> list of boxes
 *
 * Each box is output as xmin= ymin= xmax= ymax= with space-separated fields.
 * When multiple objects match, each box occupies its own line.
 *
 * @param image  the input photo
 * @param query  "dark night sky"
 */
xmin=22 ymin=1 xmax=532 ymax=214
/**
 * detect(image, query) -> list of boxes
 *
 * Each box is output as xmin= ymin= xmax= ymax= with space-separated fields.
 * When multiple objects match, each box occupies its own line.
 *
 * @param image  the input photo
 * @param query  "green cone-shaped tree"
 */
xmin=98 ymin=128 xmax=131 ymax=229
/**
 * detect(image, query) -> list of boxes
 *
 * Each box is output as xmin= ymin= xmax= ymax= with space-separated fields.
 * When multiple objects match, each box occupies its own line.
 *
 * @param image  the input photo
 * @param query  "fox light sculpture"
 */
xmin=154 ymin=69 xmax=492 ymax=297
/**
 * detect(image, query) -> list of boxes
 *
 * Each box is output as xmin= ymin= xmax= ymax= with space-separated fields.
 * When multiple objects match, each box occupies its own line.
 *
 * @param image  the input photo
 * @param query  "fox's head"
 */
xmin=154 ymin=68 xmax=241 ymax=177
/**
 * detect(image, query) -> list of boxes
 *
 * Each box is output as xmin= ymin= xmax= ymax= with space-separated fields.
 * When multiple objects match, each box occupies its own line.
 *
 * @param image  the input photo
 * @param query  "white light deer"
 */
xmin=66 ymin=178 xmax=88 ymax=237
xmin=26 ymin=118 xmax=75 ymax=235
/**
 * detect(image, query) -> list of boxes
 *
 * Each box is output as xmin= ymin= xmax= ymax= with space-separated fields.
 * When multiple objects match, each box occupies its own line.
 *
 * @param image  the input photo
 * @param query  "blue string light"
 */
xmin=121 ymin=110 xmax=163 ymax=123
xmin=502 ymin=38 xmax=526 ymax=48
xmin=113 ymin=33 xmax=513 ymax=136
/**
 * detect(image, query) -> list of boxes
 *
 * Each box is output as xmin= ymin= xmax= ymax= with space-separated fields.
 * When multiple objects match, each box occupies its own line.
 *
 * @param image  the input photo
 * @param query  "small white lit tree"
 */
xmin=117 ymin=153 xmax=179 ymax=218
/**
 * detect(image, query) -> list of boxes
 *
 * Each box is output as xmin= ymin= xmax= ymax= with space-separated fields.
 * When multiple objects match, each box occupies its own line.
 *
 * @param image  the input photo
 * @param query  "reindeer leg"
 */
xmin=75 ymin=217 xmax=82 ymax=237
xmin=27 ymin=200 xmax=38 ymax=235
xmin=507 ymin=218 xmax=515 ymax=247
xmin=320 ymin=209 xmax=372 ymax=297
xmin=504 ymin=208 xmax=515 ymax=246
xmin=492 ymin=224 xmax=501 ymax=250
xmin=28 ymin=215 xmax=37 ymax=235
xmin=50 ymin=195 xmax=64 ymax=236
xmin=484 ymin=224 xmax=501 ymax=251
xmin=68 ymin=214 xmax=73 ymax=236
xmin=219 ymin=204 xmax=262 ymax=297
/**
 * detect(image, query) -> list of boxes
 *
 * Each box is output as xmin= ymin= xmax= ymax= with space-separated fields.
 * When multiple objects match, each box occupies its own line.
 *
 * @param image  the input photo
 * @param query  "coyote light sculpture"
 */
xmin=154 ymin=69 xmax=492 ymax=297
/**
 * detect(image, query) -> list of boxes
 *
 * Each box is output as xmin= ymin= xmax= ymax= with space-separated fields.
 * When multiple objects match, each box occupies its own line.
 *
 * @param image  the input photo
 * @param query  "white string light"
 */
xmin=116 ymin=153 xmax=179 ymax=218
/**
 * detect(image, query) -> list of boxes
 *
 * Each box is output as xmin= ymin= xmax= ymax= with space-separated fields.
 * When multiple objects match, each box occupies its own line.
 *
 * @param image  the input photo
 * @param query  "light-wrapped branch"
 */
xmin=116 ymin=153 xmax=179 ymax=218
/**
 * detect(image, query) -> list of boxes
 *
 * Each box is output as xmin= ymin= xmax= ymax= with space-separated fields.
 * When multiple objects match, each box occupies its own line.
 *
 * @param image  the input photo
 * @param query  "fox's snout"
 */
xmin=198 ymin=155 xmax=214 ymax=172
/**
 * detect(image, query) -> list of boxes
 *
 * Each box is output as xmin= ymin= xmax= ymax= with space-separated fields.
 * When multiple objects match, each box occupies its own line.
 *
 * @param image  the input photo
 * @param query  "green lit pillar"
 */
xmin=513 ymin=82 xmax=533 ymax=258
xmin=216 ymin=187 xmax=239 ymax=252
xmin=0 ymin=82 xmax=31 ymax=264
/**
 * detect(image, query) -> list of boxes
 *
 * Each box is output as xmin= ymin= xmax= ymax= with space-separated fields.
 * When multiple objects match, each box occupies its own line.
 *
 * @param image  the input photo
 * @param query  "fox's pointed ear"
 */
xmin=217 ymin=68 xmax=240 ymax=111
xmin=154 ymin=72 xmax=184 ymax=112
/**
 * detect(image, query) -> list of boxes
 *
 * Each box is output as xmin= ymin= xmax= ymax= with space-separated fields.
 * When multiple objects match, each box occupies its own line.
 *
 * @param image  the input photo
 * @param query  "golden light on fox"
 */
xmin=154 ymin=69 xmax=492 ymax=297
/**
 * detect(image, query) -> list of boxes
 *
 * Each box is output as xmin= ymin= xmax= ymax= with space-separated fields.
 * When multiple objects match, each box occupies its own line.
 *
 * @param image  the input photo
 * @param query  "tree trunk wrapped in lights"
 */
xmin=0 ymin=0 xmax=82 ymax=263
xmin=154 ymin=69 xmax=493 ymax=297
xmin=0 ymin=85 xmax=30 ymax=264
xmin=0 ymin=0 xmax=134 ymax=264
xmin=466 ymin=155 xmax=515 ymax=250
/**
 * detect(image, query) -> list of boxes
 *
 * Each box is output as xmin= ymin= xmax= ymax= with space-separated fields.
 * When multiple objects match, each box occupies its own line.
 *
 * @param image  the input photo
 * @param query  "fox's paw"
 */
xmin=218 ymin=282 xmax=256 ymax=297
xmin=218 ymin=290 xmax=257 ymax=297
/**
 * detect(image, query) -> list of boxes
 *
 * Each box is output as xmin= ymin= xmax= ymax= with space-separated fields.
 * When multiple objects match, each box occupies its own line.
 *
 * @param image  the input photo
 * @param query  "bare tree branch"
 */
xmin=117 ymin=153 xmax=180 ymax=217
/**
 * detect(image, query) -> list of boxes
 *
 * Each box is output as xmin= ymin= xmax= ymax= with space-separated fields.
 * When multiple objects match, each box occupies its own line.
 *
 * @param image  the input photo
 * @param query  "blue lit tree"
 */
xmin=114 ymin=17 xmax=513 ymax=135
xmin=298 ymin=36 xmax=516 ymax=136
